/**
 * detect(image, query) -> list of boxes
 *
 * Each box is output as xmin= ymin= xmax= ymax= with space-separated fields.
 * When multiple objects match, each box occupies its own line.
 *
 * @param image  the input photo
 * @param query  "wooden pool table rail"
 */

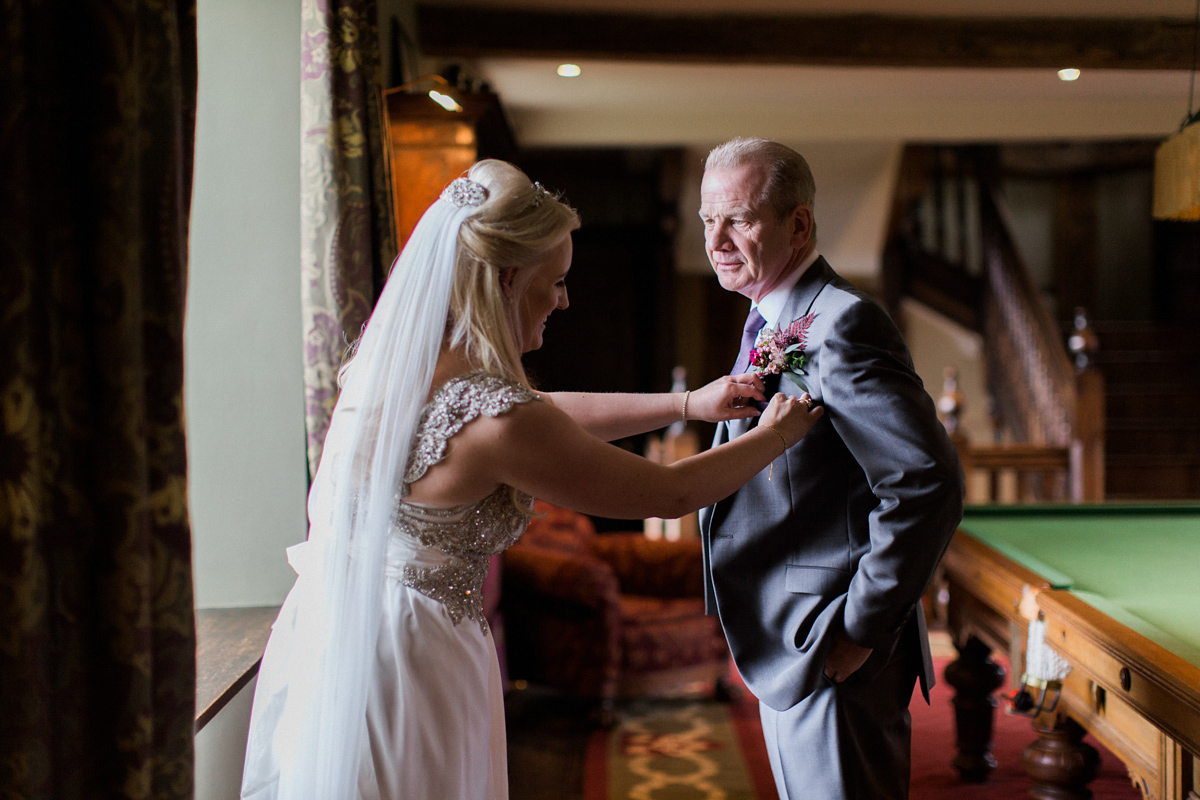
xmin=1035 ymin=590 xmax=1200 ymax=799
xmin=942 ymin=528 xmax=1200 ymax=800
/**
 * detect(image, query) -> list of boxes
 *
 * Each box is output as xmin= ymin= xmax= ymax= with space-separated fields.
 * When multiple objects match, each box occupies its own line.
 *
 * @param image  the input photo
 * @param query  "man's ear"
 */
xmin=790 ymin=205 xmax=815 ymax=249
xmin=499 ymin=267 xmax=516 ymax=299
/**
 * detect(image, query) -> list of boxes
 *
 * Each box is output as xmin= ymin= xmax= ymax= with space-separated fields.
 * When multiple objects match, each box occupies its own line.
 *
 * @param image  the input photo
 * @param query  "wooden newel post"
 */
xmin=1071 ymin=368 xmax=1105 ymax=502
xmin=1067 ymin=308 xmax=1105 ymax=502
xmin=645 ymin=366 xmax=701 ymax=540
xmin=938 ymin=367 xmax=973 ymax=478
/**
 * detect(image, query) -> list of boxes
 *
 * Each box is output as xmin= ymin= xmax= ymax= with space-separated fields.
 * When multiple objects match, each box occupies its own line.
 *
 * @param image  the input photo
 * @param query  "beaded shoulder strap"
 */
xmin=403 ymin=371 xmax=536 ymax=486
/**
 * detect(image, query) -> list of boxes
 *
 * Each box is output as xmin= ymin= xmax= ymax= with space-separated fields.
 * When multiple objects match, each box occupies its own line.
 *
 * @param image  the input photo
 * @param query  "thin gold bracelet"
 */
xmin=681 ymin=390 xmax=690 ymax=425
xmin=761 ymin=424 xmax=788 ymax=481
xmin=762 ymin=424 xmax=789 ymax=452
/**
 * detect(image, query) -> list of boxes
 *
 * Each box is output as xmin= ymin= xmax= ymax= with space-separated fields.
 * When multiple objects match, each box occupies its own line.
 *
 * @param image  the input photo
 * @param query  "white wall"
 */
xmin=195 ymin=678 xmax=257 ymax=800
xmin=900 ymin=298 xmax=991 ymax=446
xmin=188 ymin=1 xmax=305 ymax=792
xmin=187 ymin=0 xmax=307 ymax=611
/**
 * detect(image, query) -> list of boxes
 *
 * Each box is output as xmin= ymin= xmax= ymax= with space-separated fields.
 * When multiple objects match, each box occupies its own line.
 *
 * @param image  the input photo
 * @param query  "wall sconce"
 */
xmin=394 ymin=73 xmax=463 ymax=113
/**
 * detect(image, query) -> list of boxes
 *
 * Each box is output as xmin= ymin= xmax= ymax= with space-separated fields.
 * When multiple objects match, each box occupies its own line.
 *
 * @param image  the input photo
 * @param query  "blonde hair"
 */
xmin=447 ymin=160 xmax=580 ymax=389
xmin=706 ymin=137 xmax=817 ymax=242
xmin=339 ymin=160 xmax=580 ymax=390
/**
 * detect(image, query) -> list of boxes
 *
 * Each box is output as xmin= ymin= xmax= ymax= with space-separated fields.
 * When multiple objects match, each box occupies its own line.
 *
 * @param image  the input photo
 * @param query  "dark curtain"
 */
xmin=0 ymin=2 xmax=197 ymax=798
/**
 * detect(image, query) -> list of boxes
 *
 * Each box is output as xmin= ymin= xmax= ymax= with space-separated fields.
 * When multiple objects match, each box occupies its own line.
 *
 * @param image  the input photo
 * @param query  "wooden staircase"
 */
xmin=884 ymin=143 xmax=1198 ymax=502
xmin=1091 ymin=321 xmax=1200 ymax=499
xmin=884 ymin=145 xmax=1106 ymax=503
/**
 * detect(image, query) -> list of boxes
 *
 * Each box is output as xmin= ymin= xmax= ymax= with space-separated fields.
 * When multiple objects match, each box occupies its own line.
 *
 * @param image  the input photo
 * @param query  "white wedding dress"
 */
xmin=243 ymin=372 xmax=536 ymax=800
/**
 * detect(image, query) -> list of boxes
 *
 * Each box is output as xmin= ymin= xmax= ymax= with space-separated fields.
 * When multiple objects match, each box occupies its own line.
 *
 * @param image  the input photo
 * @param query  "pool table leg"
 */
xmin=1022 ymin=714 xmax=1099 ymax=800
xmin=944 ymin=635 xmax=1007 ymax=782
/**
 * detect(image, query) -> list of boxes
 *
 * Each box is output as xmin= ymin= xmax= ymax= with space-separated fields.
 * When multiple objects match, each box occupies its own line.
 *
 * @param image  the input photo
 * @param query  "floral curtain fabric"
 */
xmin=301 ymin=0 xmax=396 ymax=479
xmin=0 ymin=2 xmax=197 ymax=799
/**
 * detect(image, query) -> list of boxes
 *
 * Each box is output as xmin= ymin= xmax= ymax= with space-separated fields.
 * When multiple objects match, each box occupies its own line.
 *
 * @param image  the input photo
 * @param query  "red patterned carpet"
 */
xmin=909 ymin=658 xmax=1140 ymax=799
xmin=582 ymin=638 xmax=1142 ymax=800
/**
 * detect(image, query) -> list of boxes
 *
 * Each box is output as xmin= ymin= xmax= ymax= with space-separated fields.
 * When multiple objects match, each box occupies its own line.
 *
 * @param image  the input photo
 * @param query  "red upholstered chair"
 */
xmin=502 ymin=500 xmax=731 ymax=720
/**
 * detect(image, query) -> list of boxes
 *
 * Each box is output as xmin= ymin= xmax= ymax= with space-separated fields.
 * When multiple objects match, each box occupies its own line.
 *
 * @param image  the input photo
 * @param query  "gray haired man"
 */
xmin=698 ymin=138 xmax=964 ymax=799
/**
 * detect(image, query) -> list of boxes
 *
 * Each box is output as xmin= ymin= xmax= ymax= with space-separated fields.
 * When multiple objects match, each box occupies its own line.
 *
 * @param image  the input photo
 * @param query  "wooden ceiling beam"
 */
xmin=416 ymin=5 xmax=1195 ymax=70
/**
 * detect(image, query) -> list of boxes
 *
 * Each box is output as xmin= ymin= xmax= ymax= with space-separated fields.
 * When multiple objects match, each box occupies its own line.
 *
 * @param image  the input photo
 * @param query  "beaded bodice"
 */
xmin=392 ymin=371 xmax=536 ymax=632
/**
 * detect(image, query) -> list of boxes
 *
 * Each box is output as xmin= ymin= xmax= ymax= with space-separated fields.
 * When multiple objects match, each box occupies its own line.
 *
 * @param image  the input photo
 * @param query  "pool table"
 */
xmin=941 ymin=504 xmax=1200 ymax=800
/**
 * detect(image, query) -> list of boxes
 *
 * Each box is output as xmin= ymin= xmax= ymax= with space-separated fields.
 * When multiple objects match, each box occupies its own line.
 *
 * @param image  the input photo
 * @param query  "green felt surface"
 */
xmin=960 ymin=505 xmax=1200 ymax=668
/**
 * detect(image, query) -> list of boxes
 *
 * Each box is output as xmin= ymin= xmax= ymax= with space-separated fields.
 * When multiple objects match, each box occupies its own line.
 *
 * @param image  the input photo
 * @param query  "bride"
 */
xmin=240 ymin=159 xmax=822 ymax=800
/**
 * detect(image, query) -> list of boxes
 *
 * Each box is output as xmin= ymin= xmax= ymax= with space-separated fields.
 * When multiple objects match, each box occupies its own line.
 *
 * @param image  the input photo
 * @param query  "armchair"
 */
xmin=502 ymin=501 xmax=730 ymax=718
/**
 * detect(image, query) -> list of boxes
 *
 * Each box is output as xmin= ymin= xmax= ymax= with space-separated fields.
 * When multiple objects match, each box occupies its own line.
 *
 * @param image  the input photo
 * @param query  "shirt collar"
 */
xmin=754 ymin=250 xmax=820 ymax=328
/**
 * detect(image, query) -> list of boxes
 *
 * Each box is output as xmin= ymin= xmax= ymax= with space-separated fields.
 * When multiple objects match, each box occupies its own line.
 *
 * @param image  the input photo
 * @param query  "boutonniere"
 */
xmin=749 ymin=313 xmax=815 ymax=393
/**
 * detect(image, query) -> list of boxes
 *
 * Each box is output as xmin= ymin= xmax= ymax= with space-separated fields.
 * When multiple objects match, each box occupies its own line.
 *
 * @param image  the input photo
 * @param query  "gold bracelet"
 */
xmin=762 ymin=424 xmax=789 ymax=452
xmin=761 ymin=424 xmax=788 ymax=481
xmin=681 ymin=390 xmax=690 ymax=425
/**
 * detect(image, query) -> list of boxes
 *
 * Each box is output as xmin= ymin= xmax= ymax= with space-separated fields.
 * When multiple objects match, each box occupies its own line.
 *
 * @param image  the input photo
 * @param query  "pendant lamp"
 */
xmin=1154 ymin=0 xmax=1200 ymax=220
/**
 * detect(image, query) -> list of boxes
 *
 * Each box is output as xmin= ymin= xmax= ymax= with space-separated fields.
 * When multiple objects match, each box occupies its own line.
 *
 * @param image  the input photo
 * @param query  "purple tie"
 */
xmin=732 ymin=308 xmax=766 ymax=375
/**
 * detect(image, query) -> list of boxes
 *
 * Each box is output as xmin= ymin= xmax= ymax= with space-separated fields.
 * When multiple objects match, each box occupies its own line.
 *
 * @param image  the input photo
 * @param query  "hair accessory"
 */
xmin=441 ymin=177 xmax=489 ymax=208
xmin=530 ymin=181 xmax=549 ymax=207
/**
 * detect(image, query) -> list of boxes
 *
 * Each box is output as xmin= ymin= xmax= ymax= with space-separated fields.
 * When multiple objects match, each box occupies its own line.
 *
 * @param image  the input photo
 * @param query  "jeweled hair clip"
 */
xmin=530 ymin=182 xmax=549 ymax=207
xmin=441 ymin=177 xmax=488 ymax=208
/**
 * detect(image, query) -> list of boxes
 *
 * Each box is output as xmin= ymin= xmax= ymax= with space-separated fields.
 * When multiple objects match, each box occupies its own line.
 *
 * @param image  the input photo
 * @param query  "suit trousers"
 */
xmin=758 ymin=632 xmax=918 ymax=800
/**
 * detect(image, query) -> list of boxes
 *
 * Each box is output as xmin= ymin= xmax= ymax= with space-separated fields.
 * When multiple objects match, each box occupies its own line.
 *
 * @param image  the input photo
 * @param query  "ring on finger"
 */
xmin=802 ymin=396 xmax=814 ymax=411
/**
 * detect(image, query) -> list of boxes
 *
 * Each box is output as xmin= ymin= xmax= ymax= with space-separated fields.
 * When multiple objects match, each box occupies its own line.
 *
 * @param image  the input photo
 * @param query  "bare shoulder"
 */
xmin=404 ymin=374 xmax=553 ymax=502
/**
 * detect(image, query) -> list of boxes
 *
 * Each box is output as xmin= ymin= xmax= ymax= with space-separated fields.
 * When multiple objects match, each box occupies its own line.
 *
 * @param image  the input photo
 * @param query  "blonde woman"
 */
xmin=241 ymin=160 xmax=822 ymax=800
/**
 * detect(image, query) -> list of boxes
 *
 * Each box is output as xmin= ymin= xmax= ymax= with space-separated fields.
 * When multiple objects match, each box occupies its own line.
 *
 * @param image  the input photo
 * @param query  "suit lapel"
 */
xmin=779 ymin=256 xmax=835 ymax=325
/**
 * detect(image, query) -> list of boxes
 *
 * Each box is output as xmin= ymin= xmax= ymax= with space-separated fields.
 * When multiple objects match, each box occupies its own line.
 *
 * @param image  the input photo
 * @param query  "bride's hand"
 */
xmin=687 ymin=373 xmax=766 ymax=422
xmin=759 ymin=392 xmax=823 ymax=446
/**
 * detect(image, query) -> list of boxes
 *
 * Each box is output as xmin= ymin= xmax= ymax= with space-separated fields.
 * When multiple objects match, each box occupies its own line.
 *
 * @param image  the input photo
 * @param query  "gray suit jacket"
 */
xmin=699 ymin=257 xmax=964 ymax=712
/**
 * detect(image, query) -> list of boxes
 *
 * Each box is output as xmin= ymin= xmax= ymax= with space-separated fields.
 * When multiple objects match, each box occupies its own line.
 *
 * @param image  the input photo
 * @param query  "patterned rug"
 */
xmin=581 ymin=633 xmax=1142 ymax=800
xmin=583 ymin=695 xmax=774 ymax=800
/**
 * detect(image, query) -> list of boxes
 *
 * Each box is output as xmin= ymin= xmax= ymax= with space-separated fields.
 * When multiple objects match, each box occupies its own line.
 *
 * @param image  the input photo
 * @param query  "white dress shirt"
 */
xmin=753 ymin=249 xmax=821 ymax=329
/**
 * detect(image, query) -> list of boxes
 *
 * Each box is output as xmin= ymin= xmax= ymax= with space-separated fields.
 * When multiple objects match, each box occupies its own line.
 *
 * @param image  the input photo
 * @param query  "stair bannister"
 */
xmin=977 ymin=177 xmax=1105 ymax=500
xmin=886 ymin=145 xmax=1104 ymax=502
xmin=978 ymin=185 xmax=1074 ymax=448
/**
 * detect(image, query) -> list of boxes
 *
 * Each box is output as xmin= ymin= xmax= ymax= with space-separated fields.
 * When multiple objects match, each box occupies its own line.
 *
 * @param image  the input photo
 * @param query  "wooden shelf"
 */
xmin=195 ymin=606 xmax=279 ymax=732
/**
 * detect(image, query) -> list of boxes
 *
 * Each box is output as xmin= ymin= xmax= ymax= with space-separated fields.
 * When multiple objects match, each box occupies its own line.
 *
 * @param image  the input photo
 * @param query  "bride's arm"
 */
xmin=482 ymin=392 xmax=821 ymax=520
xmin=544 ymin=373 xmax=767 ymax=441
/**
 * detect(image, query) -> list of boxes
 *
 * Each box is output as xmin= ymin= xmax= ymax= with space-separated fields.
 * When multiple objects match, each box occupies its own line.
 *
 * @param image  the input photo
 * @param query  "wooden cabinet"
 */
xmin=381 ymin=88 xmax=515 ymax=248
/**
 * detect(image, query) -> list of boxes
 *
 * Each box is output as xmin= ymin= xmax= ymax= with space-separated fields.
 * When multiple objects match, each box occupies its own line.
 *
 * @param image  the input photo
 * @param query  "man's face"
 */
xmin=700 ymin=162 xmax=808 ymax=302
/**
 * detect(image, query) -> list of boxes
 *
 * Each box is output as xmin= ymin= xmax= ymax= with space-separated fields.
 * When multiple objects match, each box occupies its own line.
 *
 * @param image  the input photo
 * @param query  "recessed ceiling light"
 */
xmin=1058 ymin=68 xmax=1081 ymax=82
xmin=557 ymin=64 xmax=582 ymax=78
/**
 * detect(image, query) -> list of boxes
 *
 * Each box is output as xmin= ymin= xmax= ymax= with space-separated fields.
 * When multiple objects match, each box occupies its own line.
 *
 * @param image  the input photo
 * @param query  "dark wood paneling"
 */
xmin=904 ymin=244 xmax=984 ymax=332
xmin=517 ymin=148 xmax=681 ymax=397
xmin=418 ymin=5 xmax=1194 ymax=70
xmin=1052 ymin=176 xmax=1099 ymax=322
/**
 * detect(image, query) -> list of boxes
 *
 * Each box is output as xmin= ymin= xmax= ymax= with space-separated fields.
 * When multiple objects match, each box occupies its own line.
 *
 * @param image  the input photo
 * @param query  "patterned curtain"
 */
xmin=0 ymin=3 xmax=197 ymax=799
xmin=301 ymin=0 xmax=397 ymax=478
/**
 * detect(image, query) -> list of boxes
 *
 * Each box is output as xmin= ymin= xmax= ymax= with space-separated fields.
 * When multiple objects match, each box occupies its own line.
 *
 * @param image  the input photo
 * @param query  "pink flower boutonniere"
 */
xmin=749 ymin=313 xmax=815 ymax=393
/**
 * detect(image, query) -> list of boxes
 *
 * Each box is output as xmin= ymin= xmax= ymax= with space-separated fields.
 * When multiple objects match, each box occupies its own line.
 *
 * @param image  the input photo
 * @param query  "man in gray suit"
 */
xmin=697 ymin=138 xmax=964 ymax=799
